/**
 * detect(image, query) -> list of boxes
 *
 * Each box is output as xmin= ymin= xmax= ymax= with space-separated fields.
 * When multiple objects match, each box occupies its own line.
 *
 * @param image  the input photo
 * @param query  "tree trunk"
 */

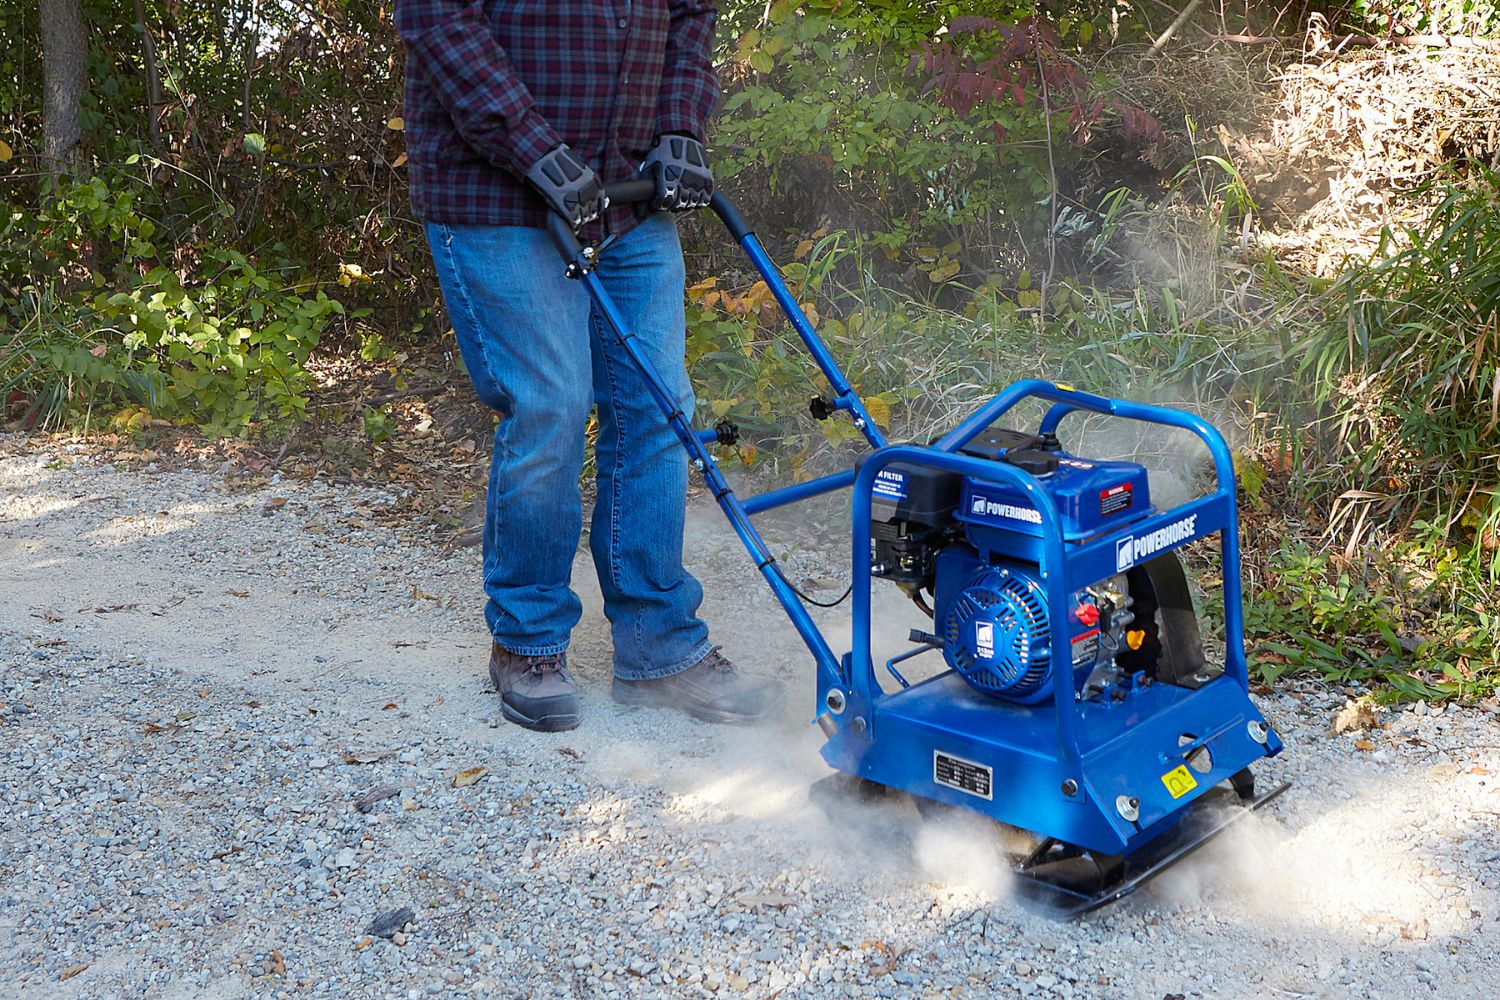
xmin=132 ymin=0 xmax=162 ymax=154
xmin=38 ymin=0 xmax=88 ymax=179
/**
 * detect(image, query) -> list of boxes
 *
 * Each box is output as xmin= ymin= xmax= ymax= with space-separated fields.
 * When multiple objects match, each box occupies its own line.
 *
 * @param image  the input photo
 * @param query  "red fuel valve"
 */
xmin=1076 ymin=602 xmax=1100 ymax=627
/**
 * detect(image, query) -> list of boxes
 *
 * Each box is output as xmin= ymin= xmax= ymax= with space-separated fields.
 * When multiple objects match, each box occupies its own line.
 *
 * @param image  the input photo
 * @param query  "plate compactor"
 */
xmin=548 ymin=182 xmax=1288 ymax=916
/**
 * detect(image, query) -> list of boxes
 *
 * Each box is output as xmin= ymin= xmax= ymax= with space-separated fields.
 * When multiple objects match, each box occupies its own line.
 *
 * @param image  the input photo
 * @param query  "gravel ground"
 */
xmin=3 ymin=436 xmax=1499 ymax=1000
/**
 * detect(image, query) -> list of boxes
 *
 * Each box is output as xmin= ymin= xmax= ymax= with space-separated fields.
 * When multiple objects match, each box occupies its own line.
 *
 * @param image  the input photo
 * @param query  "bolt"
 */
xmin=1061 ymin=779 xmax=1078 ymax=797
xmin=1248 ymin=720 xmax=1270 ymax=744
xmin=853 ymin=417 xmax=867 ymax=430
xmin=691 ymin=458 xmax=705 ymax=472
xmin=825 ymin=689 xmax=846 ymax=714
xmin=851 ymin=717 xmax=867 ymax=734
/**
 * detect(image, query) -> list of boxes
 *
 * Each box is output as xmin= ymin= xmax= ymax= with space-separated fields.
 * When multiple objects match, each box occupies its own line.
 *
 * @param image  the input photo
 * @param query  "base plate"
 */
xmin=1012 ymin=778 xmax=1290 ymax=918
xmin=810 ymin=770 xmax=1290 ymax=919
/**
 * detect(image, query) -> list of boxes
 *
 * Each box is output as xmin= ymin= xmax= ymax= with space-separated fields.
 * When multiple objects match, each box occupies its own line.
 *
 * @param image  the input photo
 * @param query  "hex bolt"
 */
xmin=1115 ymin=794 xmax=1140 ymax=822
xmin=1248 ymin=720 xmax=1270 ymax=744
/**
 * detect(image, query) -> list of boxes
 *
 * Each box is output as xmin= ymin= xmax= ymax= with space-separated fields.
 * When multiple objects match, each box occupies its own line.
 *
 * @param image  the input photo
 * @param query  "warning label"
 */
xmin=1071 ymin=628 xmax=1100 ymax=667
xmin=934 ymin=751 xmax=994 ymax=800
xmin=1161 ymin=765 xmax=1199 ymax=799
xmin=1099 ymin=482 xmax=1134 ymax=516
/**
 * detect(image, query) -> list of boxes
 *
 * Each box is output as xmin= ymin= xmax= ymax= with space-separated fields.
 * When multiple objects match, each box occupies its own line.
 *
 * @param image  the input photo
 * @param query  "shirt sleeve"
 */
xmin=395 ymin=0 xmax=561 ymax=174
xmin=656 ymin=0 xmax=720 ymax=141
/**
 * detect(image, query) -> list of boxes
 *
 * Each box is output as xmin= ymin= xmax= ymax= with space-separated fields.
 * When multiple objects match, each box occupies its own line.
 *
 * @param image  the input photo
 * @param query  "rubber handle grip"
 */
xmin=603 ymin=179 xmax=657 ymax=204
xmin=547 ymin=181 xmax=752 ymax=261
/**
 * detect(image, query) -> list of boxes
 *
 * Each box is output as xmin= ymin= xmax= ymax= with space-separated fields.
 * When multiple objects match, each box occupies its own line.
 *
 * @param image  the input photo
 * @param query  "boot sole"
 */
xmin=491 ymin=662 xmax=581 ymax=733
xmin=500 ymin=701 xmax=581 ymax=733
xmin=611 ymin=681 xmax=783 ymax=725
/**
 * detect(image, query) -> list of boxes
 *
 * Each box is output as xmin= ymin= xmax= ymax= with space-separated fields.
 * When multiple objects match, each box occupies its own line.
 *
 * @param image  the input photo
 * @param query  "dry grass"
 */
xmin=1238 ymin=45 xmax=1500 ymax=273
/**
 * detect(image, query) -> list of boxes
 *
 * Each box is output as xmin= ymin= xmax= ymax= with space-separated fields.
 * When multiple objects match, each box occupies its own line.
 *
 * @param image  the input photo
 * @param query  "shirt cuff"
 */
xmin=500 ymin=108 xmax=565 ymax=175
xmin=655 ymin=109 xmax=706 ymax=144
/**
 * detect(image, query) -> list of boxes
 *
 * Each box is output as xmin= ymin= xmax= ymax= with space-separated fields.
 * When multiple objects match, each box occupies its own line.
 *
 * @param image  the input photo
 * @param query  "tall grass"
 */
xmin=1304 ymin=166 xmax=1500 ymax=539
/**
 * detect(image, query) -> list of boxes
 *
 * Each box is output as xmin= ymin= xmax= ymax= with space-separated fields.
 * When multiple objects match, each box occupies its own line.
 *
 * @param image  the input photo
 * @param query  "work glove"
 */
xmin=525 ymin=144 xmax=608 ymax=228
xmin=642 ymin=133 xmax=713 ymax=212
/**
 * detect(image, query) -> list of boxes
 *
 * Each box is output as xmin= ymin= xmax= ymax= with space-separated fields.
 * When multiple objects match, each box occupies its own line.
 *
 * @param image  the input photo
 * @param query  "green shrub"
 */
xmin=711 ymin=2 xmax=1160 ymax=286
xmin=1246 ymin=529 xmax=1499 ymax=702
xmin=2 ymin=171 xmax=341 ymax=434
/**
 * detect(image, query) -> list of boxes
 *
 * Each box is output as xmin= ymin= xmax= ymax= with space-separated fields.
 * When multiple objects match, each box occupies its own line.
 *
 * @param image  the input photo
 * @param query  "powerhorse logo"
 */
xmin=1116 ymin=514 xmax=1199 ymax=572
xmin=969 ymin=494 xmax=1043 ymax=525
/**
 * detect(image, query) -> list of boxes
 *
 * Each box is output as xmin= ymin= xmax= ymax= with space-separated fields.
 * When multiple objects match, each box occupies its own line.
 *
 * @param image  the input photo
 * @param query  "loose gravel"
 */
xmin=3 ymin=436 xmax=1499 ymax=999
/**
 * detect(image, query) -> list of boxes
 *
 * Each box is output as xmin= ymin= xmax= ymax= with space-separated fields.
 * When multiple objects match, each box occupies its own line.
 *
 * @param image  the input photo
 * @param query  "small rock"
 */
xmin=354 ymin=783 xmax=400 ymax=813
xmin=1332 ymin=698 xmax=1376 ymax=734
xmin=368 ymin=906 xmax=415 ymax=939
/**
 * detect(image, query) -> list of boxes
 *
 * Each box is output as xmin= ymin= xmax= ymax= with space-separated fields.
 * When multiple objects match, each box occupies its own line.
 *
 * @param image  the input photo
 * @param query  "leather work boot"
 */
xmin=612 ymin=649 xmax=783 ymax=724
xmin=489 ymin=644 xmax=581 ymax=732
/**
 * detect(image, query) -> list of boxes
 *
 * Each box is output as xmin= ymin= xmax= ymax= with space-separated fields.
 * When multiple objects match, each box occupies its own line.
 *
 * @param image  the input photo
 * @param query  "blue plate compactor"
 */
xmin=549 ymin=183 xmax=1287 ymax=915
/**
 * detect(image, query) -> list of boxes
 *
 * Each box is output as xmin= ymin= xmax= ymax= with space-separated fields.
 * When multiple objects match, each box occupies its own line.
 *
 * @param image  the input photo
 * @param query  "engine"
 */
xmin=865 ymin=428 xmax=1210 ymax=703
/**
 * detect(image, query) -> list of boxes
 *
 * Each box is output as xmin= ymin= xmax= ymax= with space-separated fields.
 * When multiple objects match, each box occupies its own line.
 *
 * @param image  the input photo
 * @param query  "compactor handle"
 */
xmin=546 ymin=180 xmax=753 ymax=264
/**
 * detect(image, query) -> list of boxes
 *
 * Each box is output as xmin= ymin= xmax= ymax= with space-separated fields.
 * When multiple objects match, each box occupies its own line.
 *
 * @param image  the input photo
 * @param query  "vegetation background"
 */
xmin=4 ymin=0 xmax=1499 ymax=703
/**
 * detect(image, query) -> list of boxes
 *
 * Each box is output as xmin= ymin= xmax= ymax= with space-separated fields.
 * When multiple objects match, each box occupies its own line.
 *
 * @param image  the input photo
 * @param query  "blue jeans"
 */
xmin=426 ymin=215 xmax=713 ymax=680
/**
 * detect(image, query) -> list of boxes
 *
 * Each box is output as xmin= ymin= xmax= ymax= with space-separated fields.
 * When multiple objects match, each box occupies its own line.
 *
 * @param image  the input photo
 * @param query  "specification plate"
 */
xmin=933 ymin=750 xmax=994 ymax=800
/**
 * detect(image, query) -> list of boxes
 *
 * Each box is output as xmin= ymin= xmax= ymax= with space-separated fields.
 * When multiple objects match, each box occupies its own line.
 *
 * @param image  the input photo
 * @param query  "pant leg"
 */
xmin=588 ymin=214 xmax=713 ymax=680
xmin=426 ymin=221 xmax=594 ymax=655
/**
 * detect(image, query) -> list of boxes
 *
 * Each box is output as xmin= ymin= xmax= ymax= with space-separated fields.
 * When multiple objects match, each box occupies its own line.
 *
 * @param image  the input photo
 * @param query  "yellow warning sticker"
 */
xmin=1161 ymin=765 xmax=1199 ymax=799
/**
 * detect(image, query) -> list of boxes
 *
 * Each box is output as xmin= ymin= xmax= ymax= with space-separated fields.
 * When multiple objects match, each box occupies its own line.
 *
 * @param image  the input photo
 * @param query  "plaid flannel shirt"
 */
xmin=396 ymin=0 xmax=719 ymax=238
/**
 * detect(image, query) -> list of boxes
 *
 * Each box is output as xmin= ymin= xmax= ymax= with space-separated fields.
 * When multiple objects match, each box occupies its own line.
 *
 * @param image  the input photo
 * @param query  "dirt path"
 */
xmin=2 ymin=435 xmax=1498 ymax=999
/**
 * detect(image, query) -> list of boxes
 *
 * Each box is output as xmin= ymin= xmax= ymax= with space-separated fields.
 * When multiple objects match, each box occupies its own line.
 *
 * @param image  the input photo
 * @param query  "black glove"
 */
xmin=642 ymin=133 xmax=713 ymax=211
xmin=525 ymin=144 xmax=608 ymax=227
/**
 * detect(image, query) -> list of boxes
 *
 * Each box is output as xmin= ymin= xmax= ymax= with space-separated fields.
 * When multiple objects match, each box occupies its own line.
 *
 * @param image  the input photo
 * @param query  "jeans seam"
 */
xmin=435 ymin=225 xmax=516 ymax=645
xmin=592 ymin=309 xmax=637 ymax=661
xmin=434 ymin=223 xmax=507 ymax=418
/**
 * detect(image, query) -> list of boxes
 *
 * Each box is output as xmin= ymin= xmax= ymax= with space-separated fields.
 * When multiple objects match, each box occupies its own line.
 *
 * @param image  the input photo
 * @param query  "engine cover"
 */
xmin=941 ymin=563 xmax=1054 ymax=704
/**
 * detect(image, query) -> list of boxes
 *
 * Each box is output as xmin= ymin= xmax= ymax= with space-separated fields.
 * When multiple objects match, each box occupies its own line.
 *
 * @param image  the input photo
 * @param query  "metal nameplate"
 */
xmin=933 ymin=750 xmax=994 ymax=800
